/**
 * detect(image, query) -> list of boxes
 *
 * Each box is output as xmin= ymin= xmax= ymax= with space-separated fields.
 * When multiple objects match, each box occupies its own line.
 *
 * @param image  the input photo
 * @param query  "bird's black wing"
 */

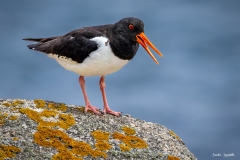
xmin=23 ymin=25 xmax=113 ymax=63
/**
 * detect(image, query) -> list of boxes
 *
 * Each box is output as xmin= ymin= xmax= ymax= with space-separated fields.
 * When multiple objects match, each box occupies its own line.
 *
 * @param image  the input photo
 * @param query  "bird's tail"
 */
xmin=23 ymin=36 xmax=59 ymax=50
xmin=26 ymin=43 xmax=38 ymax=50
xmin=23 ymin=36 xmax=59 ymax=43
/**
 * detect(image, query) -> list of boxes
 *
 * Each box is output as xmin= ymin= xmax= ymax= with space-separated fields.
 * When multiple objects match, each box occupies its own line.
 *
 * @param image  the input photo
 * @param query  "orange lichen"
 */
xmin=95 ymin=141 xmax=112 ymax=151
xmin=8 ymin=115 xmax=18 ymax=121
xmin=70 ymin=141 xmax=106 ymax=158
xmin=122 ymin=126 xmax=136 ymax=135
xmin=41 ymin=110 xmax=58 ymax=118
xmin=34 ymin=127 xmax=107 ymax=159
xmin=91 ymin=130 xmax=110 ymax=141
xmin=91 ymin=130 xmax=112 ymax=151
xmin=112 ymin=132 xmax=147 ymax=150
xmin=0 ymin=145 xmax=21 ymax=160
xmin=48 ymin=103 xmax=67 ymax=112
xmin=112 ymin=127 xmax=148 ymax=152
xmin=119 ymin=143 xmax=131 ymax=152
xmin=57 ymin=114 xmax=76 ymax=130
xmin=12 ymin=100 xmax=24 ymax=107
xmin=10 ymin=108 xmax=19 ymax=111
xmin=47 ymin=103 xmax=56 ymax=109
xmin=19 ymin=108 xmax=41 ymax=121
xmin=76 ymin=107 xmax=85 ymax=113
xmin=76 ymin=106 xmax=99 ymax=114
xmin=19 ymin=108 xmax=75 ymax=130
xmin=167 ymin=155 xmax=180 ymax=160
xmin=169 ymin=130 xmax=181 ymax=140
xmin=0 ymin=116 xmax=4 ymax=126
xmin=52 ymin=149 xmax=83 ymax=160
xmin=2 ymin=102 xmax=11 ymax=107
xmin=34 ymin=100 xmax=67 ymax=112
xmin=0 ymin=113 xmax=8 ymax=126
xmin=34 ymin=99 xmax=46 ymax=108
xmin=13 ymin=137 xmax=19 ymax=141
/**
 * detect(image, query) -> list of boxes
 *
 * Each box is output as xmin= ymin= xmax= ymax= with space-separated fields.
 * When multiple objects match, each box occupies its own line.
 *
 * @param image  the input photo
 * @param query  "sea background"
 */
xmin=0 ymin=1 xmax=239 ymax=159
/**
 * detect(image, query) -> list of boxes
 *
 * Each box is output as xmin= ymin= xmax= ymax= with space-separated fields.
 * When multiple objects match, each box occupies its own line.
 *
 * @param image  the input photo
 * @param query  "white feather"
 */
xmin=48 ymin=36 xmax=129 ymax=76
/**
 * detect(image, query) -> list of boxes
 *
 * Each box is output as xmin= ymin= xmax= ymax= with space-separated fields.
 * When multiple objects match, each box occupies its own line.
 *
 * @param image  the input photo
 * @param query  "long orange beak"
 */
xmin=136 ymin=32 xmax=163 ymax=64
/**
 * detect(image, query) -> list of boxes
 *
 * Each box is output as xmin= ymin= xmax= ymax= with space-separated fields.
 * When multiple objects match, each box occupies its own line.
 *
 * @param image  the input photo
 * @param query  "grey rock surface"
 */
xmin=0 ymin=99 xmax=196 ymax=160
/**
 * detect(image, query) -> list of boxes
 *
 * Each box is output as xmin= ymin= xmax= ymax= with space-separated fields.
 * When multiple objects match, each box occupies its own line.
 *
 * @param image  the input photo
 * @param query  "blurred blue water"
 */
xmin=0 ymin=1 xmax=240 ymax=159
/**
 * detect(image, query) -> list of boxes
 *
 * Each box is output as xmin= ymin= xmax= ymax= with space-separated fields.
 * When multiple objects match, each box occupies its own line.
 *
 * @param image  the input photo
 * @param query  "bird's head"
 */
xmin=113 ymin=17 xmax=163 ymax=64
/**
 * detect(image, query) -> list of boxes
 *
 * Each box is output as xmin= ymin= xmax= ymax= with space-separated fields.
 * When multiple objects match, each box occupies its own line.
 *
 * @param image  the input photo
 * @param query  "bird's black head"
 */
xmin=112 ymin=17 xmax=144 ymax=41
xmin=110 ymin=17 xmax=163 ymax=64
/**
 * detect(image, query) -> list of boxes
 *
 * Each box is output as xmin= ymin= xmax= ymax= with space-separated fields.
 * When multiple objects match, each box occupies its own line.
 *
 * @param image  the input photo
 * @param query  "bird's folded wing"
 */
xmin=23 ymin=28 xmax=107 ymax=63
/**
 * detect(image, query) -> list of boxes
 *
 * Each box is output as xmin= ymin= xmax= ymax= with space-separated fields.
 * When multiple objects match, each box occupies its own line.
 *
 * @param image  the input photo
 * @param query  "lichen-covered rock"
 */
xmin=0 ymin=99 xmax=196 ymax=160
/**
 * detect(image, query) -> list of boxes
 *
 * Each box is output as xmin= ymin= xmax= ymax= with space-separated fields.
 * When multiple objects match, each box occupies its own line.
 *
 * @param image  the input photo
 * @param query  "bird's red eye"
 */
xmin=129 ymin=24 xmax=134 ymax=30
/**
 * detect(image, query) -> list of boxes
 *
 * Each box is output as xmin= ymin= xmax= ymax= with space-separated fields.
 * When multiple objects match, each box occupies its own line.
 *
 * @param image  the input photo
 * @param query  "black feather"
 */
xmin=23 ymin=26 xmax=112 ymax=63
xmin=23 ymin=36 xmax=59 ymax=43
xmin=27 ymin=44 xmax=38 ymax=49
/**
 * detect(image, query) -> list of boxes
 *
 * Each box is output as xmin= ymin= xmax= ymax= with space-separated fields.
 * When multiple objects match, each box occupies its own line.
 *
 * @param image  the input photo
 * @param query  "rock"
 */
xmin=0 ymin=99 xmax=196 ymax=160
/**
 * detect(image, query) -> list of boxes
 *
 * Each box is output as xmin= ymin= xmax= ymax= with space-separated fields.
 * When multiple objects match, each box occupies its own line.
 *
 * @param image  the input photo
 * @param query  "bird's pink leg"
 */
xmin=99 ymin=76 xmax=121 ymax=116
xmin=79 ymin=76 xmax=102 ymax=115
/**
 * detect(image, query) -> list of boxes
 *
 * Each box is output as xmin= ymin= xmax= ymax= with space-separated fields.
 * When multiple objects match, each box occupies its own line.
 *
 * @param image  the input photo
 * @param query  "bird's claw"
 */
xmin=84 ymin=104 xmax=122 ymax=116
xmin=85 ymin=105 xmax=103 ymax=116
xmin=104 ymin=108 xmax=122 ymax=116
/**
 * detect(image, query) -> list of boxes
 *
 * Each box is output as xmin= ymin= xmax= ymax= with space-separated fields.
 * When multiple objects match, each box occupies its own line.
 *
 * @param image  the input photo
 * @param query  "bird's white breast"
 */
xmin=48 ymin=36 xmax=129 ymax=76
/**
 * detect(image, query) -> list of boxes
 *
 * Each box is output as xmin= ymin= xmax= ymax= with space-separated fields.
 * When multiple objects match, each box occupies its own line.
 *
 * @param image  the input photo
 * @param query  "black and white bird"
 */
xmin=23 ymin=17 xmax=163 ymax=116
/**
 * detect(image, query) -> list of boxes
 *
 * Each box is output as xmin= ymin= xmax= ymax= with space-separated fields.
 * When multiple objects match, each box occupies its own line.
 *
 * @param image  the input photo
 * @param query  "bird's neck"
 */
xmin=108 ymin=30 xmax=139 ymax=60
xmin=109 ymin=36 xmax=139 ymax=60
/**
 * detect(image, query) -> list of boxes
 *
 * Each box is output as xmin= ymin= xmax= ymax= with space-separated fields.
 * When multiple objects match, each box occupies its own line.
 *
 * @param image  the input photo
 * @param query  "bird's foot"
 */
xmin=104 ymin=108 xmax=122 ymax=116
xmin=85 ymin=104 xmax=103 ymax=115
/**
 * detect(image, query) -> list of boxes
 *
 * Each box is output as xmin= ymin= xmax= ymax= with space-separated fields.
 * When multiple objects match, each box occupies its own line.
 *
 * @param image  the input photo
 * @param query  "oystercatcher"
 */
xmin=23 ymin=17 xmax=163 ymax=116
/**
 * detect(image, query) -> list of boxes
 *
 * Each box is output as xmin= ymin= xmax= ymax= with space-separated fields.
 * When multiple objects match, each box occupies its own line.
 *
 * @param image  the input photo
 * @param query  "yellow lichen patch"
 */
xmin=34 ymin=99 xmax=46 ymax=108
xmin=112 ymin=132 xmax=147 ymax=150
xmin=57 ymin=114 xmax=76 ymax=130
xmin=119 ymin=143 xmax=131 ymax=152
xmin=0 ymin=112 xmax=8 ymax=126
xmin=169 ymin=130 xmax=181 ymax=140
xmin=76 ymin=106 xmax=96 ymax=114
xmin=12 ymin=100 xmax=24 ymax=107
xmin=48 ymin=103 xmax=67 ymax=112
xmin=0 ymin=116 xmax=5 ymax=126
xmin=76 ymin=107 xmax=85 ymax=113
xmin=91 ymin=130 xmax=112 ymax=151
xmin=91 ymin=130 xmax=110 ymax=141
xmin=13 ymin=137 xmax=19 ymax=141
xmin=34 ymin=127 xmax=107 ymax=159
xmin=19 ymin=108 xmax=75 ymax=130
xmin=52 ymin=149 xmax=83 ymax=160
xmin=167 ymin=155 xmax=180 ymax=160
xmin=95 ymin=140 xmax=112 ymax=151
xmin=10 ymin=108 xmax=19 ymax=111
xmin=34 ymin=100 xmax=67 ymax=112
xmin=0 ymin=145 xmax=21 ymax=160
xmin=8 ymin=115 xmax=18 ymax=121
xmin=112 ymin=127 xmax=148 ymax=152
xmin=2 ymin=102 xmax=11 ymax=107
xmin=19 ymin=108 xmax=41 ymax=122
xmin=41 ymin=110 xmax=58 ymax=118
xmin=70 ymin=141 xmax=106 ymax=158
xmin=122 ymin=126 xmax=136 ymax=135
